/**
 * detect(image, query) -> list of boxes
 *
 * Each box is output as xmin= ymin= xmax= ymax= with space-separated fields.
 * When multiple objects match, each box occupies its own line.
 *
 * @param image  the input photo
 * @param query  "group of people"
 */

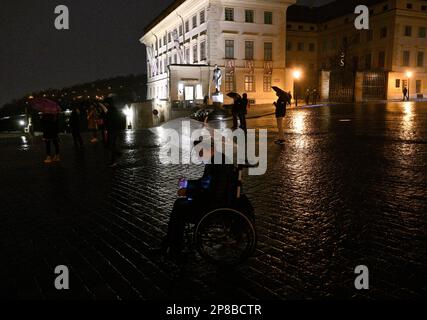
xmin=41 ymin=97 xmax=123 ymax=167
xmin=231 ymin=93 xmax=250 ymax=131
xmin=305 ymin=88 xmax=319 ymax=105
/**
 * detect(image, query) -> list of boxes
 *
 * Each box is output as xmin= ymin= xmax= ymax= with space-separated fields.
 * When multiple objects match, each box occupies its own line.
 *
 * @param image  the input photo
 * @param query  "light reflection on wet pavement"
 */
xmin=0 ymin=102 xmax=426 ymax=299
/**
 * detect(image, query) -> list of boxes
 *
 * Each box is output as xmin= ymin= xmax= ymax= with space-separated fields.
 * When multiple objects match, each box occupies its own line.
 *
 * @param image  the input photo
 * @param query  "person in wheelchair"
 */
xmin=160 ymin=142 xmax=239 ymax=260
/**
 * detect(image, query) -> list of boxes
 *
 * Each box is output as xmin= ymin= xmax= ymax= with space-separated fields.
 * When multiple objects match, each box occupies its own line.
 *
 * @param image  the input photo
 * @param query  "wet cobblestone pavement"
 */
xmin=0 ymin=102 xmax=426 ymax=300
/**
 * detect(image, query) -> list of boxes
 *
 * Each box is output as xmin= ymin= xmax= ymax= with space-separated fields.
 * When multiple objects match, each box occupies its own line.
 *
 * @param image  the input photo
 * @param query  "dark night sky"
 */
xmin=0 ymin=0 xmax=332 ymax=107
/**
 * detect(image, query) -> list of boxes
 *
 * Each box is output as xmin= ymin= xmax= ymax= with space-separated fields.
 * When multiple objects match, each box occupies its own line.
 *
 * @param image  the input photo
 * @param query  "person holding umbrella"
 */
xmin=271 ymin=87 xmax=288 ymax=144
xmin=30 ymin=98 xmax=62 ymax=163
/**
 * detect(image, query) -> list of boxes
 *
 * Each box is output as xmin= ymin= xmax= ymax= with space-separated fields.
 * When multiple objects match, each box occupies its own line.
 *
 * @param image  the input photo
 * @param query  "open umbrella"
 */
xmin=30 ymin=98 xmax=61 ymax=114
xmin=271 ymin=86 xmax=287 ymax=96
xmin=226 ymin=92 xmax=242 ymax=100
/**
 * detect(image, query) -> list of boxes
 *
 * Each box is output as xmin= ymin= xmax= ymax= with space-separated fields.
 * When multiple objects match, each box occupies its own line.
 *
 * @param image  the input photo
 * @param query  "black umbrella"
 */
xmin=226 ymin=92 xmax=242 ymax=100
xmin=272 ymin=86 xmax=287 ymax=96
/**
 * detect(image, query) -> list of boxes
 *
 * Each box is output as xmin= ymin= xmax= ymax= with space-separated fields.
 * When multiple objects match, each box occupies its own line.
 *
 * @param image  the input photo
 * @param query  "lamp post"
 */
xmin=292 ymin=70 xmax=302 ymax=107
xmin=406 ymin=71 xmax=413 ymax=101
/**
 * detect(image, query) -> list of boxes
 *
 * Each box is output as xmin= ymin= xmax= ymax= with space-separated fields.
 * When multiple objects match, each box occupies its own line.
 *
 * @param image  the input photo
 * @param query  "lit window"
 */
xmin=225 ymin=74 xmax=234 ymax=92
xmin=263 ymin=76 xmax=272 ymax=92
xmin=245 ymin=75 xmax=255 ymax=92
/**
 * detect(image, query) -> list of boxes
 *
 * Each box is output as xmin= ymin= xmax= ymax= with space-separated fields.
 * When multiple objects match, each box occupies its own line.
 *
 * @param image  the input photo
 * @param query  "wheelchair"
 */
xmin=185 ymin=165 xmax=257 ymax=267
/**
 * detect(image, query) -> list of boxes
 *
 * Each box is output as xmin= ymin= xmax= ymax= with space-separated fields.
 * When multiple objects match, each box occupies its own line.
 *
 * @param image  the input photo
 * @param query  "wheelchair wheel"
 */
xmin=194 ymin=208 xmax=257 ymax=267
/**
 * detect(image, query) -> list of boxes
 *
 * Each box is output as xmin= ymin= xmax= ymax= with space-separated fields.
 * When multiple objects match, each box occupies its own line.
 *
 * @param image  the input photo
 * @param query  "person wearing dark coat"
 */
xmin=239 ymin=93 xmax=249 ymax=132
xmin=69 ymin=106 xmax=83 ymax=147
xmin=161 ymin=145 xmax=237 ymax=259
xmin=231 ymin=97 xmax=241 ymax=129
xmin=42 ymin=113 xmax=60 ymax=163
xmin=274 ymin=92 xmax=287 ymax=144
xmin=104 ymin=100 xmax=123 ymax=167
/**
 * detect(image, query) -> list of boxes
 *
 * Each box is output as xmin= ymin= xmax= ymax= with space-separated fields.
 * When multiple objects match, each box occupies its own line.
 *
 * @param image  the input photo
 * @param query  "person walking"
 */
xmin=274 ymin=92 xmax=287 ymax=144
xmin=42 ymin=113 xmax=61 ymax=163
xmin=69 ymin=106 xmax=83 ymax=148
xmin=87 ymin=105 xmax=98 ymax=143
xmin=239 ymin=93 xmax=250 ymax=132
xmin=104 ymin=99 xmax=123 ymax=167
xmin=402 ymin=86 xmax=408 ymax=101
xmin=305 ymin=88 xmax=311 ymax=105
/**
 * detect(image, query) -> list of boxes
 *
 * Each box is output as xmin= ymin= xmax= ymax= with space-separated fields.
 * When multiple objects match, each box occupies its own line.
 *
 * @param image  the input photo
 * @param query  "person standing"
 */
xmin=231 ymin=96 xmax=241 ymax=129
xmin=312 ymin=88 xmax=318 ymax=105
xmin=274 ymin=92 xmax=287 ymax=144
xmin=305 ymin=88 xmax=311 ymax=105
xmin=87 ymin=105 xmax=98 ymax=143
xmin=104 ymin=99 xmax=123 ymax=167
xmin=69 ymin=106 xmax=83 ymax=148
xmin=239 ymin=93 xmax=250 ymax=132
xmin=42 ymin=113 xmax=61 ymax=163
xmin=402 ymin=86 xmax=408 ymax=101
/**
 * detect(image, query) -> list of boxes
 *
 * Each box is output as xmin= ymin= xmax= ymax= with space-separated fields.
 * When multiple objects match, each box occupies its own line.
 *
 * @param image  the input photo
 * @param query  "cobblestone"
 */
xmin=0 ymin=102 xmax=426 ymax=299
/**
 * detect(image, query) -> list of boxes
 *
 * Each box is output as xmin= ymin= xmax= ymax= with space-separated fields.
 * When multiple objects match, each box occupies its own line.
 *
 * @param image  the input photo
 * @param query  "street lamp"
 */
xmin=293 ymin=69 xmax=302 ymax=107
xmin=406 ymin=71 xmax=413 ymax=101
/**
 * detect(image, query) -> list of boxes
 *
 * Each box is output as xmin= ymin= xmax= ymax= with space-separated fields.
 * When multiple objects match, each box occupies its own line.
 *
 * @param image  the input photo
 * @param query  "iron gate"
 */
xmin=329 ymin=70 xmax=355 ymax=102
xmin=362 ymin=72 xmax=387 ymax=101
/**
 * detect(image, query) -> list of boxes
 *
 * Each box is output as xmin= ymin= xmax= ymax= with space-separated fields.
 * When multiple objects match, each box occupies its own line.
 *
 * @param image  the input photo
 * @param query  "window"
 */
xmin=309 ymin=43 xmax=315 ymax=52
xmin=225 ymin=74 xmax=234 ymax=92
xmin=185 ymin=20 xmax=189 ymax=33
xmin=264 ymin=42 xmax=273 ymax=61
xmin=422 ymin=5 xmax=427 ymax=11
xmin=168 ymin=32 xmax=172 ymax=43
xmin=419 ymin=27 xmax=426 ymax=38
xmin=383 ymin=4 xmax=389 ymax=11
xmin=192 ymin=15 xmax=197 ymax=29
xmin=380 ymin=27 xmax=387 ymax=38
xmin=193 ymin=44 xmax=198 ymax=63
xmin=297 ymin=42 xmax=304 ymax=51
xmin=245 ymin=10 xmax=254 ymax=23
xmin=245 ymin=41 xmax=254 ymax=60
xmin=404 ymin=26 xmax=412 ymax=37
xmin=163 ymin=35 xmax=167 ymax=45
xmin=225 ymin=8 xmax=234 ymax=21
xmin=200 ymin=41 xmax=206 ymax=61
xmin=200 ymin=10 xmax=205 ymax=24
xmin=159 ymin=39 xmax=162 ymax=48
xmin=406 ymin=3 xmax=413 ymax=9
xmin=365 ymin=53 xmax=372 ymax=69
xmin=264 ymin=11 xmax=273 ymax=25
xmin=179 ymin=25 xmax=183 ymax=36
xmin=395 ymin=79 xmax=401 ymax=88
xmin=245 ymin=75 xmax=255 ymax=92
xmin=185 ymin=48 xmax=190 ymax=64
xmin=298 ymin=25 xmax=303 ymax=30
xmin=310 ymin=26 xmax=315 ymax=31
xmin=263 ymin=76 xmax=272 ymax=92
xmin=378 ymin=51 xmax=385 ymax=68
xmin=402 ymin=50 xmax=410 ymax=66
xmin=225 ymin=40 xmax=234 ymax=59
xmin=416 ymin=80 xmax=422 ymax=94
xmin=286 ymin=42 xmax=292 ymax=51
xmin=417 ymin=51 xmax=424 ymax=67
